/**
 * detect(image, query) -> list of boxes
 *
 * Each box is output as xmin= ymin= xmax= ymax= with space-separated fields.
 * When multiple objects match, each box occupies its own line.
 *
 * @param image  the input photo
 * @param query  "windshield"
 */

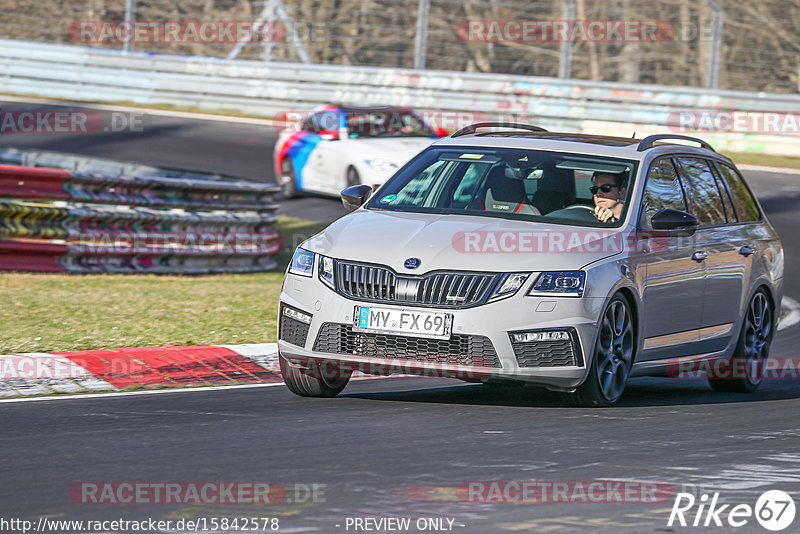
xmin=346 ymin=110 xmax=433 ymax=139
xmin=366 ymin=146 xmax=638 ymax=228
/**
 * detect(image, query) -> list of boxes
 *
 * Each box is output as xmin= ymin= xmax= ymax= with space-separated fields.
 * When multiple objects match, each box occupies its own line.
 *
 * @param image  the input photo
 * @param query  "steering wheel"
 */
xmin=544 ymin=204 xmax=603 ymax=223
xmin=563 ymin=204 xmax=595 ymax=212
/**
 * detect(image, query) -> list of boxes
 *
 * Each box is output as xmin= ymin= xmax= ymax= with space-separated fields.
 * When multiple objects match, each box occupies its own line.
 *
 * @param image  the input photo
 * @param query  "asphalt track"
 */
xmin=1 ymin=100 xmax=800 ymax=533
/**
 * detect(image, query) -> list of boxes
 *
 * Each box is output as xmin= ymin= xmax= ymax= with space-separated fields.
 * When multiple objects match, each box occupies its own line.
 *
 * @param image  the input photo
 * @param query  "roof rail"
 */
xmin=451 ymin=122 xmax=549 ymax=138
xmin=637 ymin=134 xmax=716 ymax=152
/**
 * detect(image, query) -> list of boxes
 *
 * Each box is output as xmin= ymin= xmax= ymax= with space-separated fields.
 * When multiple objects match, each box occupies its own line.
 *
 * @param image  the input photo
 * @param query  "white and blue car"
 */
xmin=273 ymin=105 xmax=447 ymax=198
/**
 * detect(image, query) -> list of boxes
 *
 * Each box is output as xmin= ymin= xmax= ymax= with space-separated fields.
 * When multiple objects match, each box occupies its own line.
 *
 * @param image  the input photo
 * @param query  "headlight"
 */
xmin=487 ymin=272 xmax=530 ymax=303
xmin=366 ymin=159 xmax=399 ymax=173
xmin=318 ymin=255 xmax=335 ymax=288
xmin=289 ymin=247 xmax=314 ymax=277
xmin=528 ymin=271 xmax=586 ymax=297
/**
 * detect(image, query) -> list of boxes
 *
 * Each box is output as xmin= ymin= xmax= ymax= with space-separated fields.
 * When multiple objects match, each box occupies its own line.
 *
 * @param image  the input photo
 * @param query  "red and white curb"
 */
xmin=3 ymin=297 xmax=797 ymax=399
xmin=0 ymin=343 xmax=280 ymax=398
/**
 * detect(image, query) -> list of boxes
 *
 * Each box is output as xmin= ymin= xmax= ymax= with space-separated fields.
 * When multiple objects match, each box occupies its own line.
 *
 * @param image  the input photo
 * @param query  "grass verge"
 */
xmin=725 ymin=152 xmax=800 ymax=170
xmin=0 ymin=216 xmax=328 ymax=354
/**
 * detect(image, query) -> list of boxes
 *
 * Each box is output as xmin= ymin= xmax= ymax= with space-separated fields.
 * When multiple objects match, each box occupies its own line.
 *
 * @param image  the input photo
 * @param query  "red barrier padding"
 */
xmin=0 ymin=239 xmax=67 ymax=272
xmin=55 ymin=346 xmax=280 ymax=388
xmin=0 ymin=164 xmax=71 ymax=200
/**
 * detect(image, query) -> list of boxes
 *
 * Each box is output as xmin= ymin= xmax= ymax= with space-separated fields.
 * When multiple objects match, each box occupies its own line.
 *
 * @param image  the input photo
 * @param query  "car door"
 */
xmin=307 ymin=110 xmax=347 ymax=193
xmin=283 ymin=113 xmax=325 ymax=191
xmin=636 ymin=157 xmax=704 ymax=361
xmin=675 ymin=156 xmax=748 ymax=354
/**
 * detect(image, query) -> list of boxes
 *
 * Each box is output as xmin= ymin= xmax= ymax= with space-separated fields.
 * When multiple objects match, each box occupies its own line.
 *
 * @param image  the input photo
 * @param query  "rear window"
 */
xmin=346 ymin=110 xmax=432 ymax=138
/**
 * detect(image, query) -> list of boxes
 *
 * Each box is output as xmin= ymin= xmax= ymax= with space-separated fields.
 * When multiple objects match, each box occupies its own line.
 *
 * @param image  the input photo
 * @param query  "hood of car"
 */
xmin=303 ymin=209 xmax=625 ymax=274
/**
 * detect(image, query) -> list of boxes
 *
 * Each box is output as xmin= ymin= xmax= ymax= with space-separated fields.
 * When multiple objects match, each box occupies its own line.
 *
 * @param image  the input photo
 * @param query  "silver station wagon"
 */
xmin=277 ymin=123 xmax=783 ymax=406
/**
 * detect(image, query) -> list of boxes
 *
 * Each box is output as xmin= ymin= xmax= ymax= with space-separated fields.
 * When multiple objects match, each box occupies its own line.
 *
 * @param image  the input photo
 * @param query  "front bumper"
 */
xmin=278 ymin=273 xmax=607 ymax=390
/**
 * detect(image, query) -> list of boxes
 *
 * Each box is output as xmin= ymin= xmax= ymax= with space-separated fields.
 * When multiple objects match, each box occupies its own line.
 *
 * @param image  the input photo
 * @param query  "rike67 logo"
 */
xmin=668 ymin=490 xmax=796 ymax=530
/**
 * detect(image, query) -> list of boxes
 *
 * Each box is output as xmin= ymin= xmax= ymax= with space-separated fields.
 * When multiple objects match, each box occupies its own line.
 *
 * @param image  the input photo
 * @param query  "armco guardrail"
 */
xmin=0 ymin=148 xmax=283 ymax=274
xmin=2 ymin=39 xmax=800 ymax=156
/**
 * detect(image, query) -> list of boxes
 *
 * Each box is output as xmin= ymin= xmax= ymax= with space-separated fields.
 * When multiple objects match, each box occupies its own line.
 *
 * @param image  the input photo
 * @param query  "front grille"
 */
xmin=336 ymin=260 xmax=497 ymax=308
xmin=278 ymin=306 xmax=311 ymax=347
xmin=510 ymin=331 xmax=582 ymax=367
xmin=313 ymin=323 xmax=500 ymax=368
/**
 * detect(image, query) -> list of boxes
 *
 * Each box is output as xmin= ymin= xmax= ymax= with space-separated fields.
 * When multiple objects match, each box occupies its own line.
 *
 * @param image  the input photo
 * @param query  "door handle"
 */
xmin=739 ymin=246 xmax=755 ymax=257
xmin=691 ymin=251 xmax=708 ymax=262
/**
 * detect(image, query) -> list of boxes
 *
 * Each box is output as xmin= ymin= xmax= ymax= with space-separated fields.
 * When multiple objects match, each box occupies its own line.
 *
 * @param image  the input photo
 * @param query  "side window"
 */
xmin=709 ymin=161 xmax=736 ymax=222
xmin=302 ymin=111 xmax=339 ymax=134
xmin=451 ymin=163 xmax=487 ymax=208
xmin=715 ymin=163 xmax=761 ymax=222
xmin=301 ymin=114 xmax=321 ymax=134
xmin=675 ymin=157 xmax=727 ymax=226
xmin=574 ymin=170 xmax=594 ymax=201
xmin=394 ymin=160 xmax=447 ymax=206
xmin=639 ymin=158 xmax=687 ymax=229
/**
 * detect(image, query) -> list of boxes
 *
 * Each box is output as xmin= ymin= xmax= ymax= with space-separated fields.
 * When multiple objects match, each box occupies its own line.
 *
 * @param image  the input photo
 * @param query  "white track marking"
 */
xmin=0 ymin=381 xmax=287 ymax=404
xmin=779 ymin=296 xmax=800 ymax=331
xmin=0 ymin=94 xmax=281 ymax=125
xmin=738 ymin=164 xmax=800 ymax=176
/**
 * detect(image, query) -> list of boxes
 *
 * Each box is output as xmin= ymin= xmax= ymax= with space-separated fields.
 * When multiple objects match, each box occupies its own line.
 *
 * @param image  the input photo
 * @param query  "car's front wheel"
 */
xmin=564 ymin=293 xmax=636 ymax=407
xmin=279 ymin=355 xmax=351 ymax=397
xmin=708 ymin=289 xmax=773 ymax=393
xmin=346 ymin=166 xmax=361 ymax=187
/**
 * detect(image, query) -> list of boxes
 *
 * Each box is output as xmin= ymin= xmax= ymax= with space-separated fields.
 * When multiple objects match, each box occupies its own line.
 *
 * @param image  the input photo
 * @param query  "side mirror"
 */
xmin=434 ymin=127 xmax=449 ymax=137
xmin=650 ymin=209 xmax=699 ymax=232
xmin=319 ymin=129 xmax=339 ymax=141
xmin=341 ymin=184 xmax=373 ymax=212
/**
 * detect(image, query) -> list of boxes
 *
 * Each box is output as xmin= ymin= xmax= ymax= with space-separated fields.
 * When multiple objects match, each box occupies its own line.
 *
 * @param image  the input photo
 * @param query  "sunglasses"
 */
xmin=590 ymin=184 xmax=619 ymax=195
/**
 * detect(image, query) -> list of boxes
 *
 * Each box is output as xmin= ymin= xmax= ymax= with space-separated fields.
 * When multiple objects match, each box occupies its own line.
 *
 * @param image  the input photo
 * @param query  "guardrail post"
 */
xmin=705 ymin=0 xmax=723 ymax=89
xmin=559 ymin=0 xmax=575 ymax=79
xmin=414 ymin=0 xmax=430 ymax=69
xmin=123 ymin=0 xmax=135 ymax=54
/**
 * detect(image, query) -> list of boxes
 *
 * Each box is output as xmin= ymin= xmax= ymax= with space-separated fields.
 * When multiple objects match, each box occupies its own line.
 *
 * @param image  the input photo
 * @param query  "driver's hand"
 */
xmin=595 ymin=205 xmax=616 ymax=223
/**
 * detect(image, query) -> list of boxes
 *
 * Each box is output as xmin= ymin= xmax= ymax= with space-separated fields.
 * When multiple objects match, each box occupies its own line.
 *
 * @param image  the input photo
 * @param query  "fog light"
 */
xmin=283 ymin=306 xmax=312 ymax=324
xmin=512 ymin=330 xmax=570 ymax=343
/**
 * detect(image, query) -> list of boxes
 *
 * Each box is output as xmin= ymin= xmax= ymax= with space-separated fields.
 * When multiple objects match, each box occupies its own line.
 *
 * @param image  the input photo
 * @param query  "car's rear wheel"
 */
xmin=279 ymin=354 xmax=351 ymax=397
xmin=564 ymin=293 xmax=635 ymax=407
xmin=279 ymin=159 xmax=303 ymax=199
xmin=708 ymin=289 xmax=773 ymax=393
xmin=346 ymin=166 xmax=361 ymax=187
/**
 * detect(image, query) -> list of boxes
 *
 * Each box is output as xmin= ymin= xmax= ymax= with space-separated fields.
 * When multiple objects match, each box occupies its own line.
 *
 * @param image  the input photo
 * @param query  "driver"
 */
xmin=591 ymin=172 xmax=627 ymax=223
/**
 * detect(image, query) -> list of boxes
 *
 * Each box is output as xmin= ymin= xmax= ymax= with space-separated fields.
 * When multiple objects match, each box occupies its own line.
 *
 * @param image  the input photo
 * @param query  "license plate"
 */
xmin=353 ymin=306 xmax=453 ymax=340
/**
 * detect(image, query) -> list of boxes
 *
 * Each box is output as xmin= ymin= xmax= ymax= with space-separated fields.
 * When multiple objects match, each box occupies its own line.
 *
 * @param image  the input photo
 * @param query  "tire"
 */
xmin=279 ymin=354 xmax=351 ymax=398
xmin=279 ymin=158 xmax=303 ymax=199
xmin=563 ymin=293 xmax=636 ymax=407
xmin=708 ymin=289 xmax=774 ymax=393
xmin=346 ymin=166 xmax=361 ymax=187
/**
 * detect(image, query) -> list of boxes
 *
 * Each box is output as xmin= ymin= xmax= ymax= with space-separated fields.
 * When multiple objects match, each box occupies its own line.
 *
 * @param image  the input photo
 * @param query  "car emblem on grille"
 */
xmin=404 ymin=257 xmax=421 ymax=269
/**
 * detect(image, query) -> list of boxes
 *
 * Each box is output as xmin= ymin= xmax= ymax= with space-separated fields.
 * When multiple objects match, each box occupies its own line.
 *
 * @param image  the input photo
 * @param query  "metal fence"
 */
xmin=0 ymin=147 xmax=284 ymax=274
xmin=2 ymin=0 xmax=798 ymax=93
xmin=2 ymin=39 xmax=799 ymax=158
